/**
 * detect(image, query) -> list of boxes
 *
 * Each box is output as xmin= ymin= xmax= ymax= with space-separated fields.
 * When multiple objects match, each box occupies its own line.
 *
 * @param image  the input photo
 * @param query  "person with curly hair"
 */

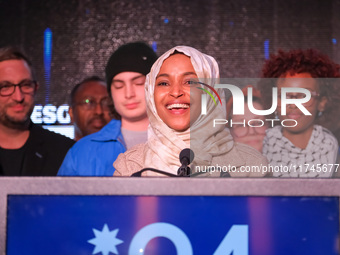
xmin=259 ymin=48 xmax=340 ymax=177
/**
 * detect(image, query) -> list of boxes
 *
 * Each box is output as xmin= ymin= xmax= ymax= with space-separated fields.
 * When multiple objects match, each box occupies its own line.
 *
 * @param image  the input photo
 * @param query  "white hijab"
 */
xmin=144 ymin=46 xmax=234 ymax=175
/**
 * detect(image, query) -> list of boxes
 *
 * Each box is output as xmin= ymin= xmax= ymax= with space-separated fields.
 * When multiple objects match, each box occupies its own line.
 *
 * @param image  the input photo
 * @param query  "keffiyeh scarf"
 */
xmin=263 ymin=125 xmax=338 ymax=177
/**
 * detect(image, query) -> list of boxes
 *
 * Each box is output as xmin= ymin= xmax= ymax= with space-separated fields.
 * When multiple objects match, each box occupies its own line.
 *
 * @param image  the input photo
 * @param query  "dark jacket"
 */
xmin=1 ymin=123 xmax=75 ymax=176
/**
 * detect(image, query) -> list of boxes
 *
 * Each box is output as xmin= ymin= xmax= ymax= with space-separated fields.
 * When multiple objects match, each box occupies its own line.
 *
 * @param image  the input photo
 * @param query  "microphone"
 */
xmin=177 ymin=148 xmax=195 ymax=177
xmin=130 ymin=148 xmax=195 ymax=177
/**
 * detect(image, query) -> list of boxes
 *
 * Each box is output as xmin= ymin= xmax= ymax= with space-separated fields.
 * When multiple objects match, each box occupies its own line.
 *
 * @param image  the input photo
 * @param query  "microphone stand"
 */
xmin=131 ymin=168 xmax=179 ymax=177
xmin=131 ymin=148 xmax=194 ymax=177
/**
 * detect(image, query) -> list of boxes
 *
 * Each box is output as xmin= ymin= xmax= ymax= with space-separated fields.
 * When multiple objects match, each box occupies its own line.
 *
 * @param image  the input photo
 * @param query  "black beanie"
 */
xmin=105 ymin=42 xmax=158 ymax=95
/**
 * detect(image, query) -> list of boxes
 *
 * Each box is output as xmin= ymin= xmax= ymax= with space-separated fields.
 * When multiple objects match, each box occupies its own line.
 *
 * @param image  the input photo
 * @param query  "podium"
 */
xmin=0 ymin=177 xmax=339 ymax=255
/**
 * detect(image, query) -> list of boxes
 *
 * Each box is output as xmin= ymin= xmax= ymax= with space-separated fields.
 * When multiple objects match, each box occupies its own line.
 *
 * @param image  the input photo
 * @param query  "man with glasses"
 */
xmin=58 ymin=42 xmax=157 ymax=176
xmin=69 ymin=76 xmax=112 ymax=141
xmin=0 ymin=46 xmax=74 ymax=176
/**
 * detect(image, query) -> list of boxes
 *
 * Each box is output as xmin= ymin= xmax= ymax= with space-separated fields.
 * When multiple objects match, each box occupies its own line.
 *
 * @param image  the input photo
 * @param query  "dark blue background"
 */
xmin=6 ymin=195 xmax=339 ymax=255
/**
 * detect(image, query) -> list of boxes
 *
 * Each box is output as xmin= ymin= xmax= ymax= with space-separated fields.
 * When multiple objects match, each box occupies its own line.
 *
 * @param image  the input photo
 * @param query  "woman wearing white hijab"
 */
xmin=113 ymin=46 xmax=268 ymax=177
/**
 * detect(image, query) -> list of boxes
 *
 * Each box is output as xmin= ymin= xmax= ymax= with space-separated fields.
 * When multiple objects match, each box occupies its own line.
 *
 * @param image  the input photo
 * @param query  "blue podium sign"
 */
xmin=6 ymin=195 xmax=339 ymax=255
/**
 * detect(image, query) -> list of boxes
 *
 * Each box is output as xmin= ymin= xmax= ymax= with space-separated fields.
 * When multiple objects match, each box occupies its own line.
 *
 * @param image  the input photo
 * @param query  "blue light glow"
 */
xmin=164 ymin=18 xmax=169 ymax=24
xmin=264 ymin=39 xmax=270 ymax=60
xmin=332 ymin=38 xmax=337 ymax=45
xmin=44 ymin=28 xmax=52 ymax=104
xmin=152 ymin=41 xmax=157 ymax=52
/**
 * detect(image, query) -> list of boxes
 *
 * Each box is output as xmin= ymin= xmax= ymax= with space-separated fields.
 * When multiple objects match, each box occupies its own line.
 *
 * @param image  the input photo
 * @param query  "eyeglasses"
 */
xmin=75 ymin=97 xmax=112 ymax=111
xmin=231 ymin=120 xmax=267 ymax=138
xmin=0 ymin=79 xmax=37 ymax=96
xmin=277 ymin=90 xmax=320 ymax=107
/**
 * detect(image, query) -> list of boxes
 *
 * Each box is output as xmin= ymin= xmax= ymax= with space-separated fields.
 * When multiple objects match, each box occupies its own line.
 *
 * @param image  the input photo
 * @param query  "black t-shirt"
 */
xmin=0 ymin=142 xmax=28 ymax=176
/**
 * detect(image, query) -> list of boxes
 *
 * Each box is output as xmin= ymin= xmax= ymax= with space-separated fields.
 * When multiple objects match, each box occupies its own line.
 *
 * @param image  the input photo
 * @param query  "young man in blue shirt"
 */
xmin=58 ymin=42 xmax=157 ymax=176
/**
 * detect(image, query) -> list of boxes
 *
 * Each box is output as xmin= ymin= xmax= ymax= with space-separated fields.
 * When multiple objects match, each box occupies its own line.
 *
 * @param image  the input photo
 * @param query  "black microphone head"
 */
xmin=179 ymin=148 xmax=195 ymax=165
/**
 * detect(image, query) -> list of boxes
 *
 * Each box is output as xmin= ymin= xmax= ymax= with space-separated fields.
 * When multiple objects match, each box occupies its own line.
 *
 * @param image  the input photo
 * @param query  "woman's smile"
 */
xmin=154 ymin=53 xmax=201 ymax=131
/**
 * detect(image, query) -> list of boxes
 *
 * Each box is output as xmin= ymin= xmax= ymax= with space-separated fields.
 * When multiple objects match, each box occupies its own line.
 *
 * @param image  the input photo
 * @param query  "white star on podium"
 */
xmin=88 ymin=224 xmax=123 ymax=255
